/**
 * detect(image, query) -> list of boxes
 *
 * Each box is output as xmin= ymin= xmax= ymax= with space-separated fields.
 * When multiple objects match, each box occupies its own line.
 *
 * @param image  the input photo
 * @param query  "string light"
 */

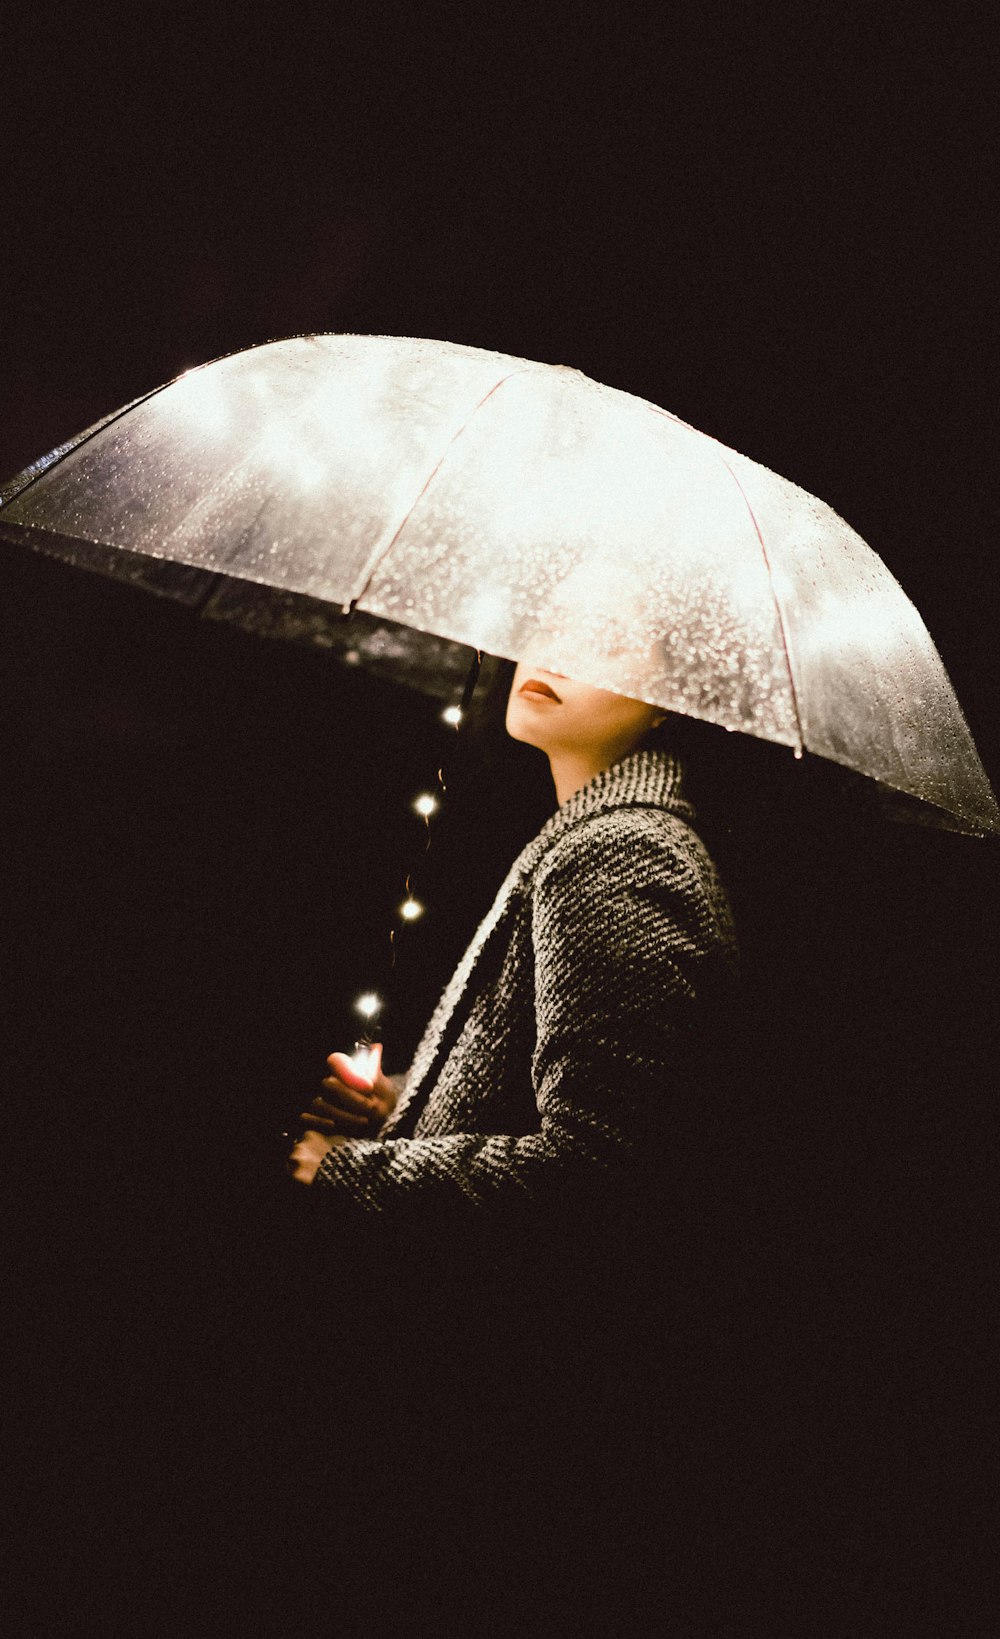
xmin=341 ymin=655 xmax=476 ymax=1064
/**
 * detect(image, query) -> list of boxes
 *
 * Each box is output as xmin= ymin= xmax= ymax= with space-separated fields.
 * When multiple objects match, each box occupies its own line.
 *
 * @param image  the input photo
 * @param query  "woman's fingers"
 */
xmin=299 ymin=1111 xmax=338 ymax=1134
xmin=321 ymin=1076 xmax=377 ymax=1118
xmin=304 ymin=1095 xmax=371 ymax=1134
xmin=326 ymin=1050 xmax=377 ymax=1093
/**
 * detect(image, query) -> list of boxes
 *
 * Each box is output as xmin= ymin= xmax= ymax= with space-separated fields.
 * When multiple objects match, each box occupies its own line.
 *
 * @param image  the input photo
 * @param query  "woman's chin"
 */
xmin=506 ymin=721 xmax=547 ymax=755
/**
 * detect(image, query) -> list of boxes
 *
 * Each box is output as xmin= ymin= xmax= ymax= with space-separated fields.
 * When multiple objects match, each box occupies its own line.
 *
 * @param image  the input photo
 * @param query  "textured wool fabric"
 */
xmin=313 ymin=747 xmax=739 ymax=1226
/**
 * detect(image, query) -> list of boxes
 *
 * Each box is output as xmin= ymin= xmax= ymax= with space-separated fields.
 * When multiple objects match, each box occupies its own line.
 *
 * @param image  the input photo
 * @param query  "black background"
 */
xmin=3 ymin=8 xmax=998 ymax=1634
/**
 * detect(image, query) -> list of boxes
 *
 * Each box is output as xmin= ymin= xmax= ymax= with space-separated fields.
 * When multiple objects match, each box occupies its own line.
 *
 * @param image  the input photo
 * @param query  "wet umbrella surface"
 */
xmin=0 ymin=332 xmax=996 ymax=835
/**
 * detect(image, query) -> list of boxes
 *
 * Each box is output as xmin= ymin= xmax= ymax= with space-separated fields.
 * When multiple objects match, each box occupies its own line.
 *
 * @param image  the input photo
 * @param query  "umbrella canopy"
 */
xmin=1 ymin=333 xmax=996 ymax=834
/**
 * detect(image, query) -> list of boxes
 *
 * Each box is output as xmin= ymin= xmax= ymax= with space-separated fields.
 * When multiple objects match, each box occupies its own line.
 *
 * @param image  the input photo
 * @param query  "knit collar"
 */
xmin=534 ymin=746 xmax=696 ymax=850
xmin=497 ymin=747 xmax=696 ymax=894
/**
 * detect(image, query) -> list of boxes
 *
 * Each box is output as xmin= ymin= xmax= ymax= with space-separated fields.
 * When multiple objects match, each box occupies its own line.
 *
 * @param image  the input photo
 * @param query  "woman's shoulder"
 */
xmin=537 ymin=803 xmax=708 ymax=865
xmin=530 ymin=801 xmax=739 ymax=970
xmin=536 ymin=801 xmax=715 ymax=885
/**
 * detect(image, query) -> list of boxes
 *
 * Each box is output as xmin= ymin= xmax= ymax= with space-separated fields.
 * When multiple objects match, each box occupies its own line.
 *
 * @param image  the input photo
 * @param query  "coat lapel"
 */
xmin=381 ymin=748 xmax=693 ymax=1136
xmin=380 ymin=840 xmax=539 ymax=1134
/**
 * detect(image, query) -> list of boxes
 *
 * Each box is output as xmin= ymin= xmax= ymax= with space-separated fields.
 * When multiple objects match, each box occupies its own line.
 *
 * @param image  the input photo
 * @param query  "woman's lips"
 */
xmin=519 ymin=679 xmax=561 ymax=702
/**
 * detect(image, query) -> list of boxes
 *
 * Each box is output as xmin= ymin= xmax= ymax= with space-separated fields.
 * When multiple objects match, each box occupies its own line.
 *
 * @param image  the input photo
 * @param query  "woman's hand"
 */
xmin=286 ymin=1128 xmax=343 ymax=1185
xmin=286 ymin=1044 xmax=400 ymax=1185
xmin=299 ymin=1043 xmax=399 ymax=1139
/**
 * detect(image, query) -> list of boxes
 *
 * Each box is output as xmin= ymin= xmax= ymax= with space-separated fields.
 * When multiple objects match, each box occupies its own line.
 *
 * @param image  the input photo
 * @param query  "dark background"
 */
xmin=3 ymin=7 xmax=997 ymax=1634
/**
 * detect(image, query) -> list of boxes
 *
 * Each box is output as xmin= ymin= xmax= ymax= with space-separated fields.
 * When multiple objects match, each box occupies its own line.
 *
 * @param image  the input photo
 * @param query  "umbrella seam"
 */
xmin=646 ymin=403 xmax=804 ymax=752
xmin=345 ymin=370 xmax=526 ymax=609
xmin=0 ymin=384 xmax=171 ymax=510
xmin=716 ymin=453 xmax=804 ymax=754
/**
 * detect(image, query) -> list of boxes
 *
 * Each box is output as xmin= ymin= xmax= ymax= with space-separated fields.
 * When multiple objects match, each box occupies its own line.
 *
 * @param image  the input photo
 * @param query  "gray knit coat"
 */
xmin=314 ymin=748 xmax=738 ymax=1225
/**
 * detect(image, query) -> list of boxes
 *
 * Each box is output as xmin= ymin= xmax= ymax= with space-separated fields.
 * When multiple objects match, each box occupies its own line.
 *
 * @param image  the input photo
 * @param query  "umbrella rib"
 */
xmin=717 ymin=453 xmax=804 ymax=753
xmin=647 ymin=403 xmax=804 ymax=753
xmin=344 ymin=370 xmax=524 ymax=610
xmin=0 ymin=383 xmax=174 ymax=510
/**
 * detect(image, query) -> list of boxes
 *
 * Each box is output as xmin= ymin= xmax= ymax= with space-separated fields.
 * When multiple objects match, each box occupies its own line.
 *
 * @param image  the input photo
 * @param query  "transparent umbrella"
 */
xmin=0 ymin=333 xmax=995 ymax=835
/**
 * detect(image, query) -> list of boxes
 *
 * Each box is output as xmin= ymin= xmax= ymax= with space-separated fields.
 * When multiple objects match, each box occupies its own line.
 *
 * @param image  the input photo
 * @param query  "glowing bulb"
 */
xmin=354 ymin=992 xmax=382 ymax=1019
xmin=351 ymin=1043 xmax=378 ymax=1081
xmin=399 ymin=898 xmax=424 ymax=921
xmin=413 ymin=793 xmax=438 ymax=818
xmin=441 ymin=705 xmax=462 ymax=727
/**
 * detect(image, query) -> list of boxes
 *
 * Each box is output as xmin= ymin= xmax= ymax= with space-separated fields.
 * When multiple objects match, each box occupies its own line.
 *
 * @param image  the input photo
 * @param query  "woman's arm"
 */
xmin=310 ymin=814 xmax=735 ymax=1219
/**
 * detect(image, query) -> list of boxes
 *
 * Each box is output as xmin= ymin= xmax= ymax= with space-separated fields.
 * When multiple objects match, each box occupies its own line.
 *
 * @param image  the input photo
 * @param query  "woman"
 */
xmin=286 ymin=661 xmax=739 ymax=1236
xmin=277 ymin=661 xmax=750 ymax=1624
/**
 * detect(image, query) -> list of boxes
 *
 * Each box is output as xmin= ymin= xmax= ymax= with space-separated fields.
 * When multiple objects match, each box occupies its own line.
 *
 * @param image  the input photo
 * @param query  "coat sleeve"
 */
xmin=312 ymin=814 xmax=735 ymax=1220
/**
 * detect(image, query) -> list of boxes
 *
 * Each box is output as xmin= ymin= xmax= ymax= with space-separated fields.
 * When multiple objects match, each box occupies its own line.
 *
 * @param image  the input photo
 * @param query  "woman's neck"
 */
xmin=548 ymin=746 xmax=639 ymax=806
